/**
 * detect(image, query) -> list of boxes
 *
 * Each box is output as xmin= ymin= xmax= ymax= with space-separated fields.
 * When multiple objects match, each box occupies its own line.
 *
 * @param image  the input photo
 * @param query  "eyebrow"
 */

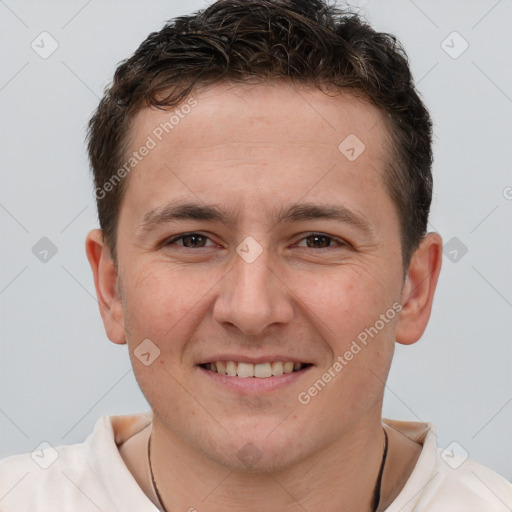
xmin=137 ymin=200 xmax=375 ymax=236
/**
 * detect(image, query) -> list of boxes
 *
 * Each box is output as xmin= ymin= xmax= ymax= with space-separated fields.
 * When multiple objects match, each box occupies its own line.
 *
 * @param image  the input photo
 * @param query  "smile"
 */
xmin=199 ymin=361 xmax=311 ymax=378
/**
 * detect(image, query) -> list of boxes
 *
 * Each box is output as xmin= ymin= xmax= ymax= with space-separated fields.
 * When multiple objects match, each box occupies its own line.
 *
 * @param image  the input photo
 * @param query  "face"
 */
xmin=104 ymin=82 xmax=410 ymax=471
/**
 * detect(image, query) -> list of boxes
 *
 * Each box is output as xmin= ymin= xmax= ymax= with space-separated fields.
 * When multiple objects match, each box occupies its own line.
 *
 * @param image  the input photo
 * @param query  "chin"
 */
xmin=209 ymin=441 xmax=303 ymax=474
xmin=199 ymin=424 xmax=309 ymax=474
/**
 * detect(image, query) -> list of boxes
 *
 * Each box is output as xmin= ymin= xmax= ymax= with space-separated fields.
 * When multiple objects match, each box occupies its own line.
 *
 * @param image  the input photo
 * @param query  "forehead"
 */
xmin=132 ymin=81 xmax=388 ymax=153
xmin=121 ymin=81 xmax=393 ymax=226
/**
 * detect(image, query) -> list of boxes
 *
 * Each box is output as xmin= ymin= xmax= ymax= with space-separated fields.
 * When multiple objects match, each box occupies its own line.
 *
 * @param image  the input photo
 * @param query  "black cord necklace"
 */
xmin=148 ymin=433 xmax=166 ymax=512
xmin=148 ymin=428 xmax=388 ymax=512
xmin=371 ymin=428 xmax=389 ymax=512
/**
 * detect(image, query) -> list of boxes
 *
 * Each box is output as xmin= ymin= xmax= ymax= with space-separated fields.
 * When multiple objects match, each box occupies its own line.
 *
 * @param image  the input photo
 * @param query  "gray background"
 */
xmin=1 ymin=0 xmax=511 ymax=481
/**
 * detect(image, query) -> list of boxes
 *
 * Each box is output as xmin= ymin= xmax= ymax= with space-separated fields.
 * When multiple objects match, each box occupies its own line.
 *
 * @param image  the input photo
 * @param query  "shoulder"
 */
xmin=0 ymin=439 xmax=106 ymax=511
xmin=383 ymin=419 xmax=512 ymax=512
xmin=422 ymin=452 xmax=512 ymax=511
xmin=0 ymin=413 xmax=153 ymax=511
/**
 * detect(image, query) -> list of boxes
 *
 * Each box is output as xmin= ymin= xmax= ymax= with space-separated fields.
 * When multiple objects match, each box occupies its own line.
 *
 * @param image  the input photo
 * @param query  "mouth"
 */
xmin=199 ymin=361 xmax=312 ymax=378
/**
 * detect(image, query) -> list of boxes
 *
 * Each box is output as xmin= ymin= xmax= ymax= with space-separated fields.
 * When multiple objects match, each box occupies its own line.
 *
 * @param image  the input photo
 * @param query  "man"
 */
xmin=1 ymin=0 xmax=511 ymax=510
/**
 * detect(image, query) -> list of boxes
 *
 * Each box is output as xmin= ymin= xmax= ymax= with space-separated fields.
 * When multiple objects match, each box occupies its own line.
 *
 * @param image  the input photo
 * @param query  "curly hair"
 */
xmin=87 ymin=0 xmax=433 ymax=268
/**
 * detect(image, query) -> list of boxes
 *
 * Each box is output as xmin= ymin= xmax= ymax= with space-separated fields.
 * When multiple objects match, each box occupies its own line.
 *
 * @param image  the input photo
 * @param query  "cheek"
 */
xmin=121 ymin=262 xmax=211 ymax=340
xmin=291 ymin=265 xmax=397 ymax=397
xmin=120 ymin=264 xmax=201 ymax=411
xmin=291 ymin=265 xmax=388 ymax=347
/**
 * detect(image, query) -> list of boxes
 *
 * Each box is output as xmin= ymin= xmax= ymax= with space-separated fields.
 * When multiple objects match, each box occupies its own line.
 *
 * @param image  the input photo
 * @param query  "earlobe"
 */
xmin=395 ymin=232 xmax=443 ymax=346
xmin=85 ymin=229 xmax=127 ymax=345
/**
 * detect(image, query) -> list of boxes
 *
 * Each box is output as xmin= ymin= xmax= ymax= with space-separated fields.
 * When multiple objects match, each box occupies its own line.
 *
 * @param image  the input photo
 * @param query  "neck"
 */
xmin=149 ymin=411 xmax=387 ymax=512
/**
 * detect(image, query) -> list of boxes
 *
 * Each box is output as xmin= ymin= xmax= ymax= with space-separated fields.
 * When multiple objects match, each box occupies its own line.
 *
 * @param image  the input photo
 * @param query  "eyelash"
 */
xmin=163 ymin=232 xmax=348 ymax=250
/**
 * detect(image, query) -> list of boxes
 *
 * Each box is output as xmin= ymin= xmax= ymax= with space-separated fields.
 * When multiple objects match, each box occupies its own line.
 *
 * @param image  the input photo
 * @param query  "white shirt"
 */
xmin=1 ymin=412 xmax=511 ymax=511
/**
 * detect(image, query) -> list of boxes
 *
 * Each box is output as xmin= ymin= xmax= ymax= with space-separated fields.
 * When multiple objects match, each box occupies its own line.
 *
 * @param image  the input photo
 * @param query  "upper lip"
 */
xmin=197 ymin=354 xmax=311 ymax=365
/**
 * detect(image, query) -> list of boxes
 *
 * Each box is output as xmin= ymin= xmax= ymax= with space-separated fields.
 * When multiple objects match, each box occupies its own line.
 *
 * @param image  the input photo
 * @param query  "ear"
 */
xmin=395 ymin=232 xmax=443 ymax=345
xmin=85 ymin=229 xmax=126 ymax=345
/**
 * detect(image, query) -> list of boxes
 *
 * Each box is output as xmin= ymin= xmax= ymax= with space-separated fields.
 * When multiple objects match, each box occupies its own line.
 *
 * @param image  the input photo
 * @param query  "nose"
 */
xmin=212 ymin=246 xmax=294 ymax=336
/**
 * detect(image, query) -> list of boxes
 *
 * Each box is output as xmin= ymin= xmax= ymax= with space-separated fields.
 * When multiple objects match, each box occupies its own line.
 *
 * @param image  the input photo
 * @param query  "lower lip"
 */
xmin=197 ymin=365 xmax=312 ymax=394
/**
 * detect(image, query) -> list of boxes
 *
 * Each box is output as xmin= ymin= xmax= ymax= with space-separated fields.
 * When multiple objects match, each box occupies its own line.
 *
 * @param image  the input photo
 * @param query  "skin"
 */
xmin=86 ymin=81 xmax=442 ymax=511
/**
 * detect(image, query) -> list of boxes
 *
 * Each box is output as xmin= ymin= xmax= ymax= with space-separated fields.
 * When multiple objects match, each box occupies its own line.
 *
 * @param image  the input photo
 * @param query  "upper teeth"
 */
xmin=204 ymin=361 xmax=305 ymax=378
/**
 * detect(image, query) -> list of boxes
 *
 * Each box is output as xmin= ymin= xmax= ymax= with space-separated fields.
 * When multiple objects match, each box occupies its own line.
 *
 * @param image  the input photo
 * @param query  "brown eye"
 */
xmin=166 ymin=233 xmax=212 ymax=248
xmin=304 ymin=234 xmax=332 ymax=248
xmin=181 ymin=234 xmax=207 ymax=248
xmin=296 ymin=233 xmax=345 ymax=249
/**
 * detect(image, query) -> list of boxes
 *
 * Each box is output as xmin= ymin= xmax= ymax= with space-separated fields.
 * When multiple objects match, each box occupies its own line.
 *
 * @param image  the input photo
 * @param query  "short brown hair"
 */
xmin=87 ymin=0 xmax=433 ymax=267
